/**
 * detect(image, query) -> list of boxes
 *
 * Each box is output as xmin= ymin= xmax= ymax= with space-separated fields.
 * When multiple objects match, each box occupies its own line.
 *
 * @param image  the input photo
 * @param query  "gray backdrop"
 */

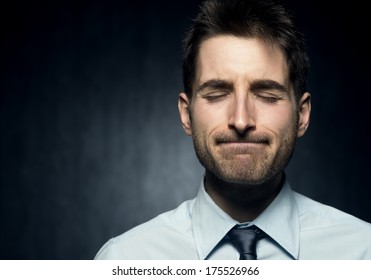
xmin=1 ymin=0 xmax=370 ymax=259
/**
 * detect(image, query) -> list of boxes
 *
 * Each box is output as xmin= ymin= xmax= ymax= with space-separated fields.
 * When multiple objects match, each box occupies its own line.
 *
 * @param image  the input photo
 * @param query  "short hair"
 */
xmin=182 ymin=0 xmax=309 ymax=101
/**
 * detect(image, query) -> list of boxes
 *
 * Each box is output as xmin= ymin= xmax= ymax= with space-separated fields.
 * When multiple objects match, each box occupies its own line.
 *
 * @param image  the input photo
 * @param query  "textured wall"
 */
xmin=1 ymin=0 xmax=370 ymax=259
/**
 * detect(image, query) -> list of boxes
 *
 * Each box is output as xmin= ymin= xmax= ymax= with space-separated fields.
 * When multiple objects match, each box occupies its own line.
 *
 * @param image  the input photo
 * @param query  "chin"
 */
xmin=215 ymin=171 xmax=276 ymax=187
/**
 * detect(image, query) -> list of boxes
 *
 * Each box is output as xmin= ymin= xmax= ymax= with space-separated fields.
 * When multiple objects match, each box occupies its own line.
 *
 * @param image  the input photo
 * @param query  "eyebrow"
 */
xmin=196 ymin=79 xmax=234 ymax=94
xmin=250 ymin=79 xmax=288 ymax=94
xmin=196 ymin=78 xmax=288 ymax=95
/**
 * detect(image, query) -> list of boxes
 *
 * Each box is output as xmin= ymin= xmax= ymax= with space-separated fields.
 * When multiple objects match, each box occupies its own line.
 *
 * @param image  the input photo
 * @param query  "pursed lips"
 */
xmin=217 ymin=140 xmax=268 ymax=154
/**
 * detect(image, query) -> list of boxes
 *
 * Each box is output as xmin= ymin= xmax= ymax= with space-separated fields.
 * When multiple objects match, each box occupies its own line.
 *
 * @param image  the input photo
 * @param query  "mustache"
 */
xmin=214 ymin=132 xmax=271 ymax=144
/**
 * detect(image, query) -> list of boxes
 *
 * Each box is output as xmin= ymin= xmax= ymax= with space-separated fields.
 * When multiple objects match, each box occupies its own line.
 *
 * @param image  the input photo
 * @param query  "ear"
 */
xmin=178 ymin=92 xmax=193 ymax=136
xmin=297 ymin=92 xmax=311 ymax=138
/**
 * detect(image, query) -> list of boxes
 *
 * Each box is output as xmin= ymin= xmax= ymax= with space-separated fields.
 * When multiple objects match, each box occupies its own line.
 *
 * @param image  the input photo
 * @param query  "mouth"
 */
xmin=217 ymin=139 xmax=269 ymax=144
xmin=214 ymin=133 xmax=270 ymax=156
xmin=217 ymin=141 xmax=268 ymax=155
xmin=216 ymin=135 xmax=270 ymax=145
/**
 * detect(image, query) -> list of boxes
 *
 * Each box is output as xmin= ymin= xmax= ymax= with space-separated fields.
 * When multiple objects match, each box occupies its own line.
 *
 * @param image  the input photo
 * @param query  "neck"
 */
xmin=204 ymin=171 xmax=284 ymax=222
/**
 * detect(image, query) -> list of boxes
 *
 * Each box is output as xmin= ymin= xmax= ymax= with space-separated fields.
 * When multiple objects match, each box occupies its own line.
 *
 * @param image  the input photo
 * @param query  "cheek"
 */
xmin=192 ymin=102 xmax=227 ymax=133
xmin=258 ymin=104 xmax=297 ymax=134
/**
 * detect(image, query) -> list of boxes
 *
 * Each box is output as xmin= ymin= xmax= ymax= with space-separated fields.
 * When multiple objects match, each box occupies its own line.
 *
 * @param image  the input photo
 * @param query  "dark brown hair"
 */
xmin=182 ymin=0 xmax=309 ymax=101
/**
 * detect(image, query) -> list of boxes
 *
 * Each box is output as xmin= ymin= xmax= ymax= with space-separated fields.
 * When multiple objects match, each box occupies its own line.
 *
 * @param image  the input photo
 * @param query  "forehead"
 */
xmin=195 ymin=35 xmax=289 ymax=87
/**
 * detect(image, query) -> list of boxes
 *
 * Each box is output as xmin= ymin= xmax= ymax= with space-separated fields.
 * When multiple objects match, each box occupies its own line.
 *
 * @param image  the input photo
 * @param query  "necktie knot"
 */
xmin=228 ymin=225 xmax=263 ymax=260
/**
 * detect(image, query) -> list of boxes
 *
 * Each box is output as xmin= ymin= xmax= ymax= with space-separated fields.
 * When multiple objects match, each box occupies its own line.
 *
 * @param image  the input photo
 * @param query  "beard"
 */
xmin=190 ymin=116 xmax=298 ymax=186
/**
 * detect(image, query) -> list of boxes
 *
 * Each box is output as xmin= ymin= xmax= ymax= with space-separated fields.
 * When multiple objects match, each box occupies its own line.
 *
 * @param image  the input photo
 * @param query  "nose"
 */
xmin=228 ymin=93 xmax=256 ymax=135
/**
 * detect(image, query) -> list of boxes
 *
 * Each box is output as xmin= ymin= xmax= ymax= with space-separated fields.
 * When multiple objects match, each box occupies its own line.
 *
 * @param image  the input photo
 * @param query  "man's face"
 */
xmin=179 ymin=36 xmax=310 ymax=185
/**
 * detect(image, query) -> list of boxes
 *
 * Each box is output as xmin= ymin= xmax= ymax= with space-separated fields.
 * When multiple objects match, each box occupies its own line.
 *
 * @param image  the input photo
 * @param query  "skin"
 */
xmin=178 ymin=36 xmax=311 ymax=222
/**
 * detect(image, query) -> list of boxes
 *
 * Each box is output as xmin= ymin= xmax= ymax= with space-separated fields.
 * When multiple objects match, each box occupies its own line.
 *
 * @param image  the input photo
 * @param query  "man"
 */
xmin=95 ymin=0 xmax=371 ymax=259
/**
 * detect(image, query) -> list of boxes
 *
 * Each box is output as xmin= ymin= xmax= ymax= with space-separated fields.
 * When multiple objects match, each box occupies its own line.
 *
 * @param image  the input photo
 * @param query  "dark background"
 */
xmin=1 ymin=0 xmax=370 ymax=259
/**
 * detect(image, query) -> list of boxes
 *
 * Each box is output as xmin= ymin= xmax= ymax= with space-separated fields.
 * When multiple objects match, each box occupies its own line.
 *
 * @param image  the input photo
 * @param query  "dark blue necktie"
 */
xmin=228 ymin=225 xmax=262 ymax=260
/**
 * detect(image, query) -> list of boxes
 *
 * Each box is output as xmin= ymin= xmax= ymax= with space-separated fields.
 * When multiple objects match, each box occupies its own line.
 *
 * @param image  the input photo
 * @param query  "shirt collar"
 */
xmin=191 ymin=175 xmax=300 ymax=260
xmin=192 ymin=180 xmax=237 ymax=259
xmin=252 ymin=179 xmax=300 ymax=259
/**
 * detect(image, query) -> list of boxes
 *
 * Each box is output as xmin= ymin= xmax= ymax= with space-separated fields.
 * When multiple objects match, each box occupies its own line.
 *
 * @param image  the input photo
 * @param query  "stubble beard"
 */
xmin=190 ymin=117 xmax=298 ymax=187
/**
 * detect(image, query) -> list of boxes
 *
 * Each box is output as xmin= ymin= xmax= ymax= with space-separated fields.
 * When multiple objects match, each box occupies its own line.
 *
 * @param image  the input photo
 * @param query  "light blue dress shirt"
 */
xmin=95 ymin=177 xmax=371 ymax=259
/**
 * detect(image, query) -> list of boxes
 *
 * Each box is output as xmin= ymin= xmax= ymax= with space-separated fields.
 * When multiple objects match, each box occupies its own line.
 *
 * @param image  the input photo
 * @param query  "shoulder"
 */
xmin=95 ymin=198 xmax=197 ymax=259
xmin=293 ymin=191 xmax=371 ymax=259
xmin=293 ymin=191 xmax=371 ymax=230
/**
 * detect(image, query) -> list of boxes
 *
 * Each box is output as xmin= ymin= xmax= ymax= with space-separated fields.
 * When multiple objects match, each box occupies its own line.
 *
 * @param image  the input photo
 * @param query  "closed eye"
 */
xmin=250 ymin=79 xmax=288 ymax=104
xmin=202 ymin=91 xmax=230 ymax=102
xmin=259 ymin=95 xmax=281 ymax=103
